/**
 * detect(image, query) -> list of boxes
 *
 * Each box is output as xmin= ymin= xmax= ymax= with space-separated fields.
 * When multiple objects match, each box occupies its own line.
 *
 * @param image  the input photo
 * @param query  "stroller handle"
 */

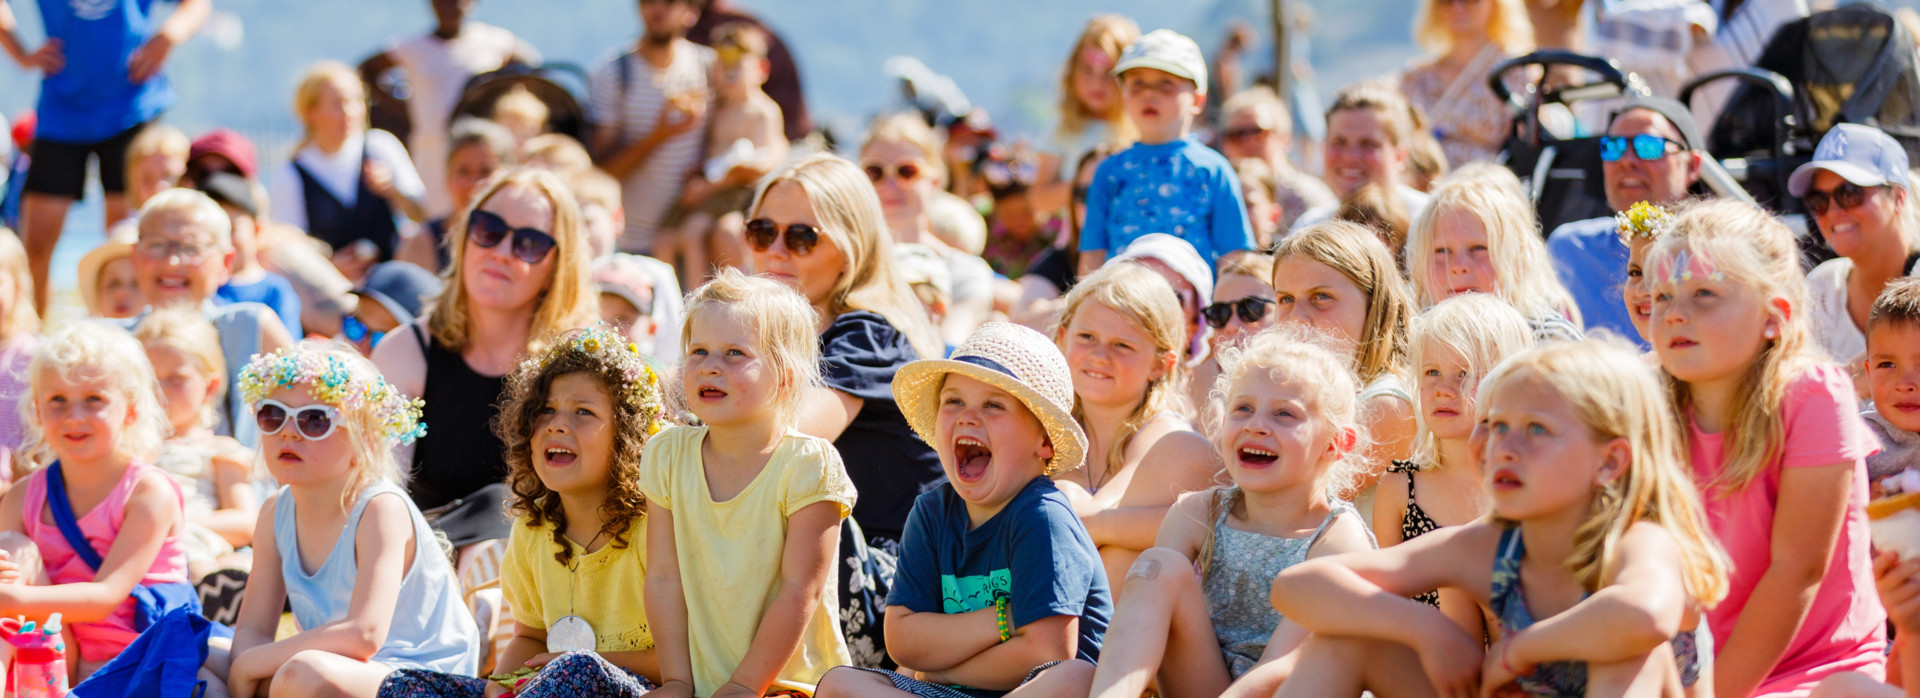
xmin=1489 ymin=51 xmax=1628 ymax=108
xmin=1677 ymin=68 xmax=1794 ymax=117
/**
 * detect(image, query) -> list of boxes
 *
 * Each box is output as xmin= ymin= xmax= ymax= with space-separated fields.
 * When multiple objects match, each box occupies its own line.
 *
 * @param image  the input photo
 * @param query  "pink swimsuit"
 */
xmin=21 ymin=463 xmax=190 ymax=662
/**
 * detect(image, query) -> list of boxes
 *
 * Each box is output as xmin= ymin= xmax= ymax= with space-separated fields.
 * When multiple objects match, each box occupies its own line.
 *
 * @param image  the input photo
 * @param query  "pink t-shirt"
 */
xmin=21 ymin=463 xmax=191 ymax=662
xmin=1689 ymin=364 xmax=1887 ymax=697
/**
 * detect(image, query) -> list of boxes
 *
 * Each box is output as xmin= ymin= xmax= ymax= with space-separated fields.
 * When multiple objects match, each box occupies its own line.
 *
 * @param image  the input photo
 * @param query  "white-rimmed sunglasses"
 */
xmin=255 ymin=399 xmax=341 ymax=440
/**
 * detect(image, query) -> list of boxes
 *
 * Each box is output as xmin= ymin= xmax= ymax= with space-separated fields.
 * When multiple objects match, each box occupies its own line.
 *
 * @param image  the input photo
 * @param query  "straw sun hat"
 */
xmin=893 ymin=322 xmax=1087 ymax=476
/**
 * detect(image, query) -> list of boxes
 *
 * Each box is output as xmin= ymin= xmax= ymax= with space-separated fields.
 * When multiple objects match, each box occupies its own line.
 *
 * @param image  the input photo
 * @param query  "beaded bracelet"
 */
xmin=994 ymin=596 xmax=1012 ymax=643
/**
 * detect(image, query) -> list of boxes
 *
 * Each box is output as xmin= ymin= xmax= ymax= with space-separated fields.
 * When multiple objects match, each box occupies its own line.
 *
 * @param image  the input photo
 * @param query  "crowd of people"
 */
xmin=0 ymin=0 xmax=1917 ymax=696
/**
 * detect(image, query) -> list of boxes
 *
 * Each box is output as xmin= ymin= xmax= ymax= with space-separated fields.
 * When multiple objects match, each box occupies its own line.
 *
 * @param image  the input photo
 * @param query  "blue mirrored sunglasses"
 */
xmin=1599 ymin=134 xmax=1683 ymax=162
xmin=341 ymin=315 xmax=384 ymax=346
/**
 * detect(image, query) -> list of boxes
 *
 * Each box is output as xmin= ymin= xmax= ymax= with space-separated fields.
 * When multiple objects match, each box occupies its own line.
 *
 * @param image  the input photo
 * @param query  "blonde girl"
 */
xmin=1269 ymin=221 xmax=1419 ymax=497
xmin=222 ymin=344 xmax=477 ymax=698
xmin=1618 ymin=202 xmax=1673 ymax=346
xmin=134 ymin=308 xmax=256 ymax=578
xmin=267 ymin=61 xmax=427 ymax=271
xmin=1401 ymin=0 xmax=1533 ymax=165
xmin=1375 ymin=293 xmax=1532 ymax=633
xmin=123 ymin=124 xmax=190 ymax=216
xmin=0 ymin=231 xmax=40 ymax=456
xmin=1088 ymin=325 xmax=1376 ymax=698
xmin=1274 ymin=339 xmax=1729 ymax=697
xmin=0 ymin=322 xmax=186 ymax=680
xmin=1032 ymin=15 xmax=1140 ymax=214
xmin=1052 ymin=263 xmax=1221 ymax=591
xmin=643 ymin=269 xmax=856 ymax=697
xmin=1407 ymin=163 xmax=1584 ymax=341
xmin=378 ymin=325 xmax=673 ymax=698
xmin=1648 ymin=199 xmax=1888 ymax=696
xmin=1298 ymin=84 xmax=1430 ymax=226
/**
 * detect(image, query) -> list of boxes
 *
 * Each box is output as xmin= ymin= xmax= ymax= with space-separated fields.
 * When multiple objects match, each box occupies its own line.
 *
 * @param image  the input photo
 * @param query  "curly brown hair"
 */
xmin=496 ymin=327 xmax=670 ymax=566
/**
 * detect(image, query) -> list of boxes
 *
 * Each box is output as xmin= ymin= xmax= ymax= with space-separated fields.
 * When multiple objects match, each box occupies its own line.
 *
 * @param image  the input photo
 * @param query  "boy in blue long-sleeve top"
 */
xmin=1078 ymin=29 xmax=1253 ymax=277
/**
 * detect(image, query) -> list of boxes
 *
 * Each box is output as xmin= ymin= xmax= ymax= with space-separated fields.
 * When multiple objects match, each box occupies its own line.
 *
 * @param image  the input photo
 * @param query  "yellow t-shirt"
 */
xmin=637 ymin=425 xmax=857 ymax=696
xmin=499 ymin=515 xmax=653 ymax=652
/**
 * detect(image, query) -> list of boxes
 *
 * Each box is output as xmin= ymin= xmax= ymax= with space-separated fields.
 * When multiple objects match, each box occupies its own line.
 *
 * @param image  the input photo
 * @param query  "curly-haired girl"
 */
xmin=379 ymin=324 xmax=673 ymax=698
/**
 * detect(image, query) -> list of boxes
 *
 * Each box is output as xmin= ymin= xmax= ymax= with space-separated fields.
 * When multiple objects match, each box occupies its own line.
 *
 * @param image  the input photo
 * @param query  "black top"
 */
xmin=1387 ymin=460 xmax=1441 ymax=608
xmin=409 ymin=326 xmax=510 ymax=512
xmin=1026 ymin=247 xmax=1078 ymax=295
xmin=292 ymin=152 xmax=399 ymax=261
xmin=820 ymin=311 xmax=945 ymax=540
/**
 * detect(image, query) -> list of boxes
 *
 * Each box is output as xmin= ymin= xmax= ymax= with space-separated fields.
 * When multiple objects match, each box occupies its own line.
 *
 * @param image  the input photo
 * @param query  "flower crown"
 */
xmin=521 ymin=325 xmax=669 ymax=436
xmin=238 ymin=348 xmax=427 ymax=446
xmin=1615 ymin=201 xmax=1674 ymax=241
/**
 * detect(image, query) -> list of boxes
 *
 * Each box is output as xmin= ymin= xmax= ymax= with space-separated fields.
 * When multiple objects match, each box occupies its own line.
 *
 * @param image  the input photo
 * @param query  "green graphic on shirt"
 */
xmin=940 ymin=569 xmax=1011 ymax=613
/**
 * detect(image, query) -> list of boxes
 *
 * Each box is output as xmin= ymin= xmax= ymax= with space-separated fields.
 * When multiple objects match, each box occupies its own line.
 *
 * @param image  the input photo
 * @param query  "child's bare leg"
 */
xmin=814 ymin=666 xmax=914 ymax=697
xmin=1007 ymin=659 xmax=1095 ymax=697
xmin=269 ymin=650 xmax=395 ymax=698
xmin=1585 ymin=647 xmax=1682 ymax=698
xmin=709 ymin=211 xmax=749 ymax=274
xmin=1088 ymin=548 xmax=1231 ymax=698
xmin=1276 ymin=635 xmax=1437 ymax=698
xmin=1098 ymin=545 xmax=1139 ymax=601
xmin=677 ymin=212 xmax=714 ymax=284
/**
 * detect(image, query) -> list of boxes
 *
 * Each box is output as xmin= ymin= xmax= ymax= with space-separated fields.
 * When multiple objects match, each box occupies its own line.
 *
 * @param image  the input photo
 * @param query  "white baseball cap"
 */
xmin=1788 ymin=123 xmax=1913 ymax=197
xmin=1112 ymin=29 xmax=1208 ymax=95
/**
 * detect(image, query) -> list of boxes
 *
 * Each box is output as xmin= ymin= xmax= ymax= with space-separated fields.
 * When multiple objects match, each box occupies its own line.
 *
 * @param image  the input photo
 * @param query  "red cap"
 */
xmin=189 ymin=128 xmax=258 ymax=179
xmin=10 ymin=111 xmax=34 ymax=151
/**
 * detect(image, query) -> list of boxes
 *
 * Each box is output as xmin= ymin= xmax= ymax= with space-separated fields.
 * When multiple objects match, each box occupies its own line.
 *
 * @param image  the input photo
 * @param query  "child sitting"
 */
xmin=643 ymin=269 xmax=855 ymax=697
xmin=669 ymin=22 xmax=788 ymax=282
xmin=379 ymin=325 xmax=672 ymax=697
xmin=0 ymin=231 xmax=39 ymax=455
xmin=0 ymin=321 xmax=192 ymax=680
xmin=134 ymin=308 xmax=257 ymax=580
xmin=1274 ymin=339 xmax=1730 ymax=696
xmin=1087 ymin=325 xmax=1376 ymax=698
xmin=817 ymin=322 xmax=1109 ymax=698
xmin=221 ymin=344 xmax=478 ymax=697
xmin=1863 ymin=277 xmax=1920 ymax=484
xmin=1077 ymin=29 xmax=1253 ymax=275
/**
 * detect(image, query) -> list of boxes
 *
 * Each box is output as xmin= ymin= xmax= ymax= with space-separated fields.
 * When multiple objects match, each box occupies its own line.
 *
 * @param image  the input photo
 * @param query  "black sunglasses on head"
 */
xmin=467 ymin=209 xmax=557 ymax=264
xmin=1804 ymin=181 xmax=1879 ymax=217
xmin=1202 ymin=296 xmax=1275 ymax=329
xmin=745 ymin=218 xmax=821 ymax=256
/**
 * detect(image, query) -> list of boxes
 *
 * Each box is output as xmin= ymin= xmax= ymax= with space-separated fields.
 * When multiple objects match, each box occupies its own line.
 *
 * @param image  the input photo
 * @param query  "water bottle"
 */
xmin=1 ymin=614 xmax=67 ymax=698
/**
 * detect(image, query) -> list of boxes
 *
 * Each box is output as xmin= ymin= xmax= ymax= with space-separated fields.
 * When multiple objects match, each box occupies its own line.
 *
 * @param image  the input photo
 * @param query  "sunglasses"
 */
xmin=745 ymin=218 xmax=820 ymax=256
xmin=255 ymin=399 xmax=342 ymax=440
xmin=1599 ymin=134 xmax=1684 ymax=162
xmin=1805 ymin=181 xmax=1878 ymax=217
xmin=341 ymin=315 xmax=384 ymax=347
xmin=864 ymin=163 xmax=921 ymax=183
xmin=467 ymin=209 xmax=558 ymax=264
xmin=1202 ymin=296 xmax=1275 ymax=329
xmin=1224 ymin=126 xmax=1271 ymax=142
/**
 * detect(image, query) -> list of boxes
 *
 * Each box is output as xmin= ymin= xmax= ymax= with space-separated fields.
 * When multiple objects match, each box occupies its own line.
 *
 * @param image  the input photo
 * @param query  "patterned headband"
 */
xmin=1615 ymin=201 xmax=1674 ymax=241
xmin=238 ymin=348 xmax=427 ymax=447
xmin=520 ymin=325 xmax=669 ymax=436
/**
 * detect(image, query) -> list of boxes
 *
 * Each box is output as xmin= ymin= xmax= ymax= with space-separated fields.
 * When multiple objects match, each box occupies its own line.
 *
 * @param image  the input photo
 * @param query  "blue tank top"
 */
xmin=1489 ymin=524 xmax=1709 ymax=696
xmin=273 ymin=482 xmax=479 ymax=674
xmin=32 ymin=0 xmax=171 ymax=143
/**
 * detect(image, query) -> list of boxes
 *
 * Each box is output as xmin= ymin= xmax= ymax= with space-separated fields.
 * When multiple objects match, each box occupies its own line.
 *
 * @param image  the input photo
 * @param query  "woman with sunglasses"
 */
xmin=747 ymin=152 xmax=943 ymax=667
xmin=1190 ymin=253 xmax=1278 ymax=411
xmin=860 ymin=114 xmax=997 ymax=347
xmin=1398 ymin=0 xmax=1533 ymax=167
xmin=1789 ymin=124 xmax=1920 ymax=376
xmin=372 ymin=167 xmax=596 ymax=547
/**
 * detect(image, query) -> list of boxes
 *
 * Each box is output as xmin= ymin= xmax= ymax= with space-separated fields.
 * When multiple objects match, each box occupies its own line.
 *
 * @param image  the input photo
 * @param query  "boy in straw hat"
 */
xmin=817 ymin=322 xmax=1110 ymax=698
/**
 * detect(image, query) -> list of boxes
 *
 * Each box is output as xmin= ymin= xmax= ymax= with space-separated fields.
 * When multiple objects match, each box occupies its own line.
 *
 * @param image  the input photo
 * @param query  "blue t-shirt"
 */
xmin=32 ymin=0 xmax=173 ymax=144
xmin=1079 ymin=138 xmax=1253 ymax=263
xmin=890 ymin=477 xmax=1111 ymax=673
xmin=217 ymin=273 xmax=302 ymax=337
xmin=1546 ymin=216 xmax=1643 ymax=348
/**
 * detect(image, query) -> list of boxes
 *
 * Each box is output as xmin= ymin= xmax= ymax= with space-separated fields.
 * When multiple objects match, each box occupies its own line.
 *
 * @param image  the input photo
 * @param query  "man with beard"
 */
xmin=590 ymin=0 xmax=713 ymax=255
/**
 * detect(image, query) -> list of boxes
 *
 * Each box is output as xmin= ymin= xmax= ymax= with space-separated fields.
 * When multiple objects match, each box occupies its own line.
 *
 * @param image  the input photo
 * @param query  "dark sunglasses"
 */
xmin=863 ymin=163 xmax=921 ymax=183
xmin=255 ymin=399 xmax=341 ymax=440
xmin=467 ymin=209 xmax=558 ymax=264
xmin=1224 ymin=126 xmax=1271 ymax=142
xmin=1599 ymin=134 xmax=1684 ymax=162
xmin=1202 ymin=296 xmax=1275 ymax=329
xmin=341 ymin=315 xmax=384 ymax=346
xmin=745 ymin=218 xmax=821 ymax=256
xmin=1804 ymin=181 xmax=1877 ymax=217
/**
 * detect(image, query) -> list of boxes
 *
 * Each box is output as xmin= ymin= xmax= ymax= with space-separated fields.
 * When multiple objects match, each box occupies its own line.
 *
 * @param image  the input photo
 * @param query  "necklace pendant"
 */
xmin=548 ymin=615 xmax=596 ymax=653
